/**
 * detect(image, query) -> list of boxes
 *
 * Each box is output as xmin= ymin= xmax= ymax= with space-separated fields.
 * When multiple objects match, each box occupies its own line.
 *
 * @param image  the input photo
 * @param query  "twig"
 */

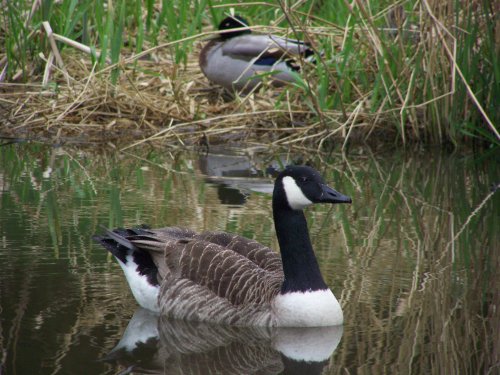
xmin=42 ymin=21 xmax=70 ymax=85
xmin=42 ymin=52 xmax=55 ymax=86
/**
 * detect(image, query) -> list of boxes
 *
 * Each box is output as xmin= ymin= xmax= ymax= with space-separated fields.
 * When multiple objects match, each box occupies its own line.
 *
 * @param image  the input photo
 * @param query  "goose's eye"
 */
xmin=300 ymin=176 xmax=309 ymax=183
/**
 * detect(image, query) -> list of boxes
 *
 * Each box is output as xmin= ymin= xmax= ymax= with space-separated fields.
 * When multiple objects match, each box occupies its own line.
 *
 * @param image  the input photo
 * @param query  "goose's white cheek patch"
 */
xmin=282 ymin=176 xmax=312 ymax=210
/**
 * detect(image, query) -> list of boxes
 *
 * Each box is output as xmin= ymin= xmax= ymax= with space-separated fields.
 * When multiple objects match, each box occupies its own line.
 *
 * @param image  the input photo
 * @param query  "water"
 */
xmin=0 ymin=144 xmax=498 ymax=374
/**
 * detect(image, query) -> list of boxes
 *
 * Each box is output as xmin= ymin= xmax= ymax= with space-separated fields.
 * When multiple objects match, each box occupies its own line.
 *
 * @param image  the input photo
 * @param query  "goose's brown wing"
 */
xmin=130 ymin=228 xmax=283 ymax=307
xmin=194 ymin=231 xmax=282 ymax=273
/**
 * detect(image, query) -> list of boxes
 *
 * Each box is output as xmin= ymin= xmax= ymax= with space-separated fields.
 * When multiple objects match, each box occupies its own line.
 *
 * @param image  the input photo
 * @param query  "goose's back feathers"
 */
xmin=196 ymin=231 xmax=283 ymax=273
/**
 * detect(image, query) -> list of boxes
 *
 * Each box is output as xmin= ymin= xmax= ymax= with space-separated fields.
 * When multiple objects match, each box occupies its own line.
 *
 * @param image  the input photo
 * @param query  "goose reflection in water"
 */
xmin=104 ymin=308 xmax=343 ymax=374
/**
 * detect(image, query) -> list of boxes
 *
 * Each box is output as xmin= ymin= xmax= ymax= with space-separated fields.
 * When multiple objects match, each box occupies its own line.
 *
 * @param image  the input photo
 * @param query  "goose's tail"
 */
xmin=93 ymin=227 xmax=160 ymax=313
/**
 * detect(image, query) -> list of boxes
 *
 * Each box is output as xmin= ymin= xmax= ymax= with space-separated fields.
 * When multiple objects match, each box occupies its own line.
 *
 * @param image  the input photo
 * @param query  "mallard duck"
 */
xmin=93 ymin=165 xmax=351 ymax=327
xmin=199 ymin=15 xmax=315 ymax=93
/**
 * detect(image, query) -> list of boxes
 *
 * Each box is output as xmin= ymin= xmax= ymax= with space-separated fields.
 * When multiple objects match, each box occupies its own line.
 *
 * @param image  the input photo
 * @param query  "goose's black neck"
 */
xmin=273 ymin=205 xmax=328 ymax=294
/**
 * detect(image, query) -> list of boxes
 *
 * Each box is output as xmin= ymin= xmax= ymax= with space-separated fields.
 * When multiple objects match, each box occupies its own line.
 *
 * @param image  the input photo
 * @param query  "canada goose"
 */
xmin=93 ymin=165 xmax=351 ymax=326
xmin=199 ymin=15 xmax=315 ymax=93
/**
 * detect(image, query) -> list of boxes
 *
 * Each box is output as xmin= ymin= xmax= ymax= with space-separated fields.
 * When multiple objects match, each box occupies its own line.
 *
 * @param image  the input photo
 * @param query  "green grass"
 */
xmin=0 ymin=0 xmax=498 ymax=147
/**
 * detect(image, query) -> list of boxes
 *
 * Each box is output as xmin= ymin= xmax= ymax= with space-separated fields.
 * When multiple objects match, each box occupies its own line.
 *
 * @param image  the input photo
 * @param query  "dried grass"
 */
xmin=0 ymin=63 xmax=385 ymax=151
xmin=0 ymin=12 xmax=393 ymax=151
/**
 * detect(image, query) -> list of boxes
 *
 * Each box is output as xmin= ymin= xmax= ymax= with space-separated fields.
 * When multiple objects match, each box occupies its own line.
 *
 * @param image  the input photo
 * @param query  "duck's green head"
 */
xmin=218 ymin=15 xmax=251 ymax=40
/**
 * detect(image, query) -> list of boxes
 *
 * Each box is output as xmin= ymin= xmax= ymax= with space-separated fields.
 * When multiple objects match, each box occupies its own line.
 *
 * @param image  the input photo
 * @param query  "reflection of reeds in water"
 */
xmin=332 ymin=152 xmax=499 ymax=374
xmin=0 ymin=145 xmax=498 ymax=374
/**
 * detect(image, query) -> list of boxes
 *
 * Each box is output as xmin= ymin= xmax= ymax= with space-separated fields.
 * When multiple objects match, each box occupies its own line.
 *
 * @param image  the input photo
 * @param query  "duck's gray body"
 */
xmin=199 ymin=16 xmax=314 ymax=93
xmin=94 ymin=166 xmax=351 ymax=327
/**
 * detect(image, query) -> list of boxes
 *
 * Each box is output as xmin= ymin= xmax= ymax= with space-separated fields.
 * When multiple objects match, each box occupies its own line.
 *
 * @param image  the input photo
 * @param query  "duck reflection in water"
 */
xmin=104 ymin=308 xmax=343 ymax=374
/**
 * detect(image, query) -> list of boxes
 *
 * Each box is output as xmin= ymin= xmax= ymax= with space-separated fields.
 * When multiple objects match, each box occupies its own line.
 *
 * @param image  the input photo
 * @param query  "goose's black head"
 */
xmin=218 ymin=15 xmax=251 ymax=40
xmin=273 ymin=165 xmax=352 ymax=210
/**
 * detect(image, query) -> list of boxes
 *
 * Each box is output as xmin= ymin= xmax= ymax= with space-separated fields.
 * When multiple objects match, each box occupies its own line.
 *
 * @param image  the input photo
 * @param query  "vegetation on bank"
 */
xmin=1 ymin=0 xmax=498 ymax=149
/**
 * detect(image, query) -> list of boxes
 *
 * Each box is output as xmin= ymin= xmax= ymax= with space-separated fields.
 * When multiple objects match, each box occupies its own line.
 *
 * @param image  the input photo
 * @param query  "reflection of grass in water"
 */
xmin=328 ymin=151 xmax=499 ymax=374
xmin=0 ymin=145 xmax=498 ymax=374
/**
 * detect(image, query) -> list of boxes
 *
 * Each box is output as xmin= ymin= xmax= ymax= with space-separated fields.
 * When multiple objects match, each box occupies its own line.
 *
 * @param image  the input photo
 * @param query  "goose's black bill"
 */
xmin=319 ymin=185 xmax=352 ymax=204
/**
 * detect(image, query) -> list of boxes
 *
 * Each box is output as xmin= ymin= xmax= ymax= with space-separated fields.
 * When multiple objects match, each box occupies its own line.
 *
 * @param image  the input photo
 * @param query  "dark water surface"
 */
xmin=0 ymin=144 xmax=498 ymax=374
